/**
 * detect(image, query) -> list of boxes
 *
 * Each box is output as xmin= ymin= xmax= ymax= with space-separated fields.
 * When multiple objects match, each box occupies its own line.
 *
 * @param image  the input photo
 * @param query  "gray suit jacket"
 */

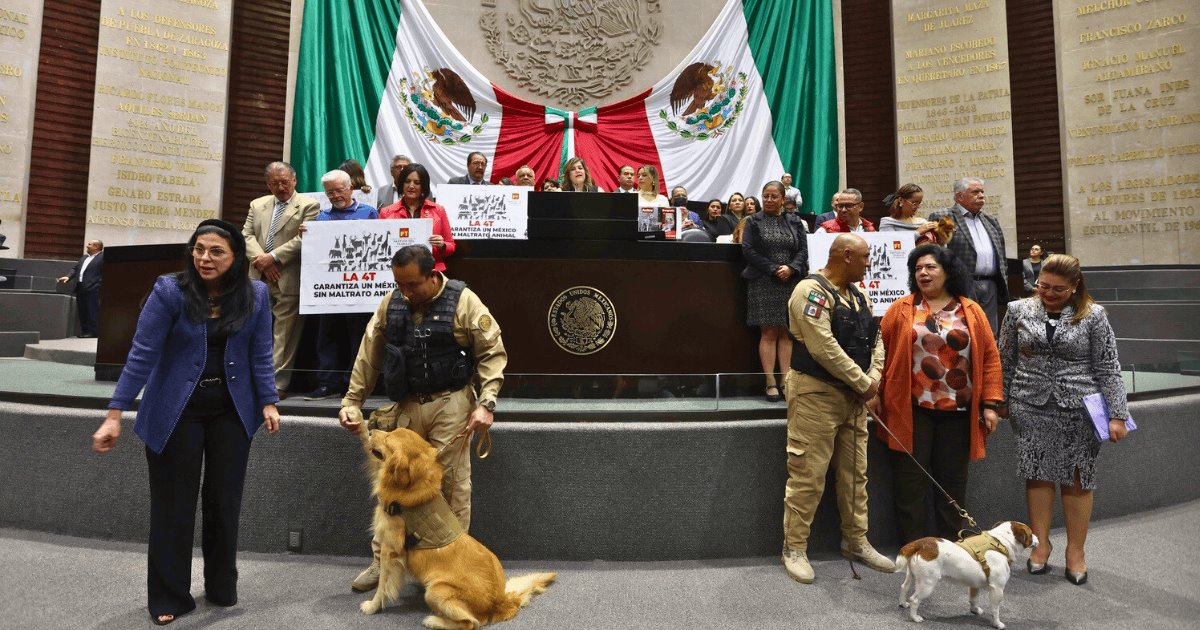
xmin=998 ymin=298 xmax=1128 ymax=418
xmin=243 ymin=193 xmax=321 ymax=295
xmin=928 ymin=204 xmax=1009 ymax=305
xmin=1021 ymin=259 xmax=1040 ymax=294
xmin=375 ymin=183 xmax=398 ymax=210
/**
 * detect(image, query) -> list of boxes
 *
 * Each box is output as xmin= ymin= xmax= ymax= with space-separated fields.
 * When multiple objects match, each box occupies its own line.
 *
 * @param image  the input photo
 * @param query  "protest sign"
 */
xmin=439 ymin=184 xmax=529 ymax=239
xmin=300 ymin=219 xmax=432 ymax=314
xmin=805 ymin=232 xmax=915 ymax=316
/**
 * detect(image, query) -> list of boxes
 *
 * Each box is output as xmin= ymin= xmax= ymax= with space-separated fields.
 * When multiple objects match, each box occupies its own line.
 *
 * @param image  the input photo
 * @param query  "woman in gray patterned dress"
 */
xmin=998 ymin=254 xmax=1130 ymax=585
xmin=741 ymin=181 xmax=809 ymax=401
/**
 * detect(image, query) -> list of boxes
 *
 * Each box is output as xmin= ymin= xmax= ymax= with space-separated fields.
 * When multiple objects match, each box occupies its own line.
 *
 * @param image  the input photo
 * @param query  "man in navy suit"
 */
xmin=57 ymin=239 xmax=104 ymax=337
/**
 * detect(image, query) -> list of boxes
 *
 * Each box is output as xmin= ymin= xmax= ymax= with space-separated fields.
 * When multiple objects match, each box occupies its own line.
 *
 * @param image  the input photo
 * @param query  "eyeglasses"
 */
xmin=904 ymin=198 xmax=922 ymax=206
xmin=1035 ymin=282 xmax=1072 ymax=295
xmin=191 ymin=245 xmax=230 ymax=259
xmin=325 ymin=186 xmax=351 ymax=195
xmin=834 ymin=202 xmax=862 ymax=209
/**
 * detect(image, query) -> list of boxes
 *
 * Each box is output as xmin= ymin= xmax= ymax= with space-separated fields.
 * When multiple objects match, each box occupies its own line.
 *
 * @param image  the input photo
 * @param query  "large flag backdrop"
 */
xmin=292 ymin=0 xmax=837 ymax=209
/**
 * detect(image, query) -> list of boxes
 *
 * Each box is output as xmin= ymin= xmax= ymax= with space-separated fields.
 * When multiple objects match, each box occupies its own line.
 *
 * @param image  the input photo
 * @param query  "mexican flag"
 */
xmin=292 ymin=0 xmax=837 ymax=208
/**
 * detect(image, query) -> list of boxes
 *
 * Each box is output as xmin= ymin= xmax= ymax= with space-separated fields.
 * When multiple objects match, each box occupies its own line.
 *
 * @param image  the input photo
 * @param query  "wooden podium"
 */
xmin=96 ymin=192 xmax=759 ymax=381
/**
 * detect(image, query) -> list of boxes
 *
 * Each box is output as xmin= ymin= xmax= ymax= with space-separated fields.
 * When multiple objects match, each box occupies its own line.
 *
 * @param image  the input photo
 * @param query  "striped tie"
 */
xmin=264 ymin=200 xmax=286 ymax=252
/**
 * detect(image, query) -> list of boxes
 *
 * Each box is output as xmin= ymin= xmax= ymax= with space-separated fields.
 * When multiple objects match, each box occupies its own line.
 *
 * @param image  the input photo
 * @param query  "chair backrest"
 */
xmin=678 ymin=229 xmax=714 ymax=243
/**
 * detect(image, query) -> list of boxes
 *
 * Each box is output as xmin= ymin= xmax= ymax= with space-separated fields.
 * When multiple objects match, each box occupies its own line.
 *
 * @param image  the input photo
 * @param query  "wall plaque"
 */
xmin=83 ymin=0 xmax=233 ymax=247
xmin=892 ymin=0 xmax=1017 ymax=256
xmin=1056 ymin=0 xmax=1199 ymax=263
xmin=0 ymin=2 xmax=44 ymax=257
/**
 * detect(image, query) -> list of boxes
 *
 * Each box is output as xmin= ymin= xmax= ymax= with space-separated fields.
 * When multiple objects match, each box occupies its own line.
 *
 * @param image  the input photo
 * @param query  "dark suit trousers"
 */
xmin=145 ymin=389 xmax=251 ymax=616
xmin=891 ymin=405 xmax=971 ymax=543
xmin=75 ymin=286 xmax=100 ymax=336
xmin=314 ymin=312 xmax=372 ymax=389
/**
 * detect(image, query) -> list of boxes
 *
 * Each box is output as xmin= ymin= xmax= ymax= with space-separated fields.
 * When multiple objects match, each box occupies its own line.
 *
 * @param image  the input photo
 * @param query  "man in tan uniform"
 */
xmin=781 ymin=233 xmax=895 ymax=583
xmin=242 ymin=161 xmax=320 ymax=397
xmin=338 ymin=245 xmax=506 ymax=592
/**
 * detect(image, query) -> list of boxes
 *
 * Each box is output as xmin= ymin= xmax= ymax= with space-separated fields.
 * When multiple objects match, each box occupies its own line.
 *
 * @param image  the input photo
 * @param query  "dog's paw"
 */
xmin=360 ymin=599 xmax=381 ymax=615
xmin=899 ymin=601 xmax=910 ymax=609
xmin=971 ymin=605 xmax=983 ymax=615
xmin=991 ymin=621 xmax=1005 ymax=630
xmin=908 ymin=612 xmax=925 ymax=623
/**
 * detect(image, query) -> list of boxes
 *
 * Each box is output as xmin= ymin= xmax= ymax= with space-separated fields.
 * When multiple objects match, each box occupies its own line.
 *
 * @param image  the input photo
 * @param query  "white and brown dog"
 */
xmin=896 ymin=521 xmax=1037 ymax=629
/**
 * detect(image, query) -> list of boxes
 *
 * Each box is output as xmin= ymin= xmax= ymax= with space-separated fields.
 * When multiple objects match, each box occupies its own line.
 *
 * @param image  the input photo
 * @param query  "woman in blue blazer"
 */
xmin=92 ymin=219 xmax=280 ymax=625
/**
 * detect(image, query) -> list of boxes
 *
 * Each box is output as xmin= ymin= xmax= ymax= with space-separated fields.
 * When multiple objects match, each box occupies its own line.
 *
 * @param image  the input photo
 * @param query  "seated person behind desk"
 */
xmin=542 ymin=178 xmax=561 ymax=192
xmin=379 ymin=163 xmax=455 ymax=272
xmin=560 ymin=157 xmax=605 ymax=192
xmin=667 ymin=185 xmax=701 ymax=230
xmin=700 ymin=199 xmax=737 ymax=240
xmin=635 ymin=164 xmax=670 ymax=207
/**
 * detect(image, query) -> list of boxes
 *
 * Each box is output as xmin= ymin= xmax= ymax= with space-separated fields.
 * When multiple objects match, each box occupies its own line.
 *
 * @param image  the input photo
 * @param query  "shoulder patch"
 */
xmin=478 ymin=313 xmax=493 ymax=332
xmin=804 ymin=303 xmax=824 ymax=319
xmin=806 ymin=289 xmax=827 ymax=306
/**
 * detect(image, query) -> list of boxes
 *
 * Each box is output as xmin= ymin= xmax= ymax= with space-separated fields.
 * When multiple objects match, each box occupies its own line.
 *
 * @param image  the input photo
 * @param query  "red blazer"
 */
xmin=877 ymin=294 xmax=1003 ymax=461
xmin=380 ymin=198 xmax=456 ymax=272
xmin=819 ymin=216 xmax=876 ymax=232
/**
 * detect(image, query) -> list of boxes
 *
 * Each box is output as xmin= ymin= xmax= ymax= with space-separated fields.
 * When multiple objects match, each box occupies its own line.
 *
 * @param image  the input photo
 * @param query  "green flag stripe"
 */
xmin=742 ymin=0 xmax=838 ymax=213
xmin=291 ymin=1 xmax=402 ymax=192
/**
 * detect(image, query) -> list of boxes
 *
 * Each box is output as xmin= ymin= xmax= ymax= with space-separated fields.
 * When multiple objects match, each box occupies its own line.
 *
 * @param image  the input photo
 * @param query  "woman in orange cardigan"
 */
xmin=873 ymin=244 xmax=1004 ymax=543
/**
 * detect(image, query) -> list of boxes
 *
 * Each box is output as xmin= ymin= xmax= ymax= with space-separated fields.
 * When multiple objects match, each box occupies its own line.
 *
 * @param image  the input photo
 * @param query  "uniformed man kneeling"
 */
xmin=781 ymin=233 xmax=895 ymax=583
xmin=337 ymin=245 xmax=506 ymax=592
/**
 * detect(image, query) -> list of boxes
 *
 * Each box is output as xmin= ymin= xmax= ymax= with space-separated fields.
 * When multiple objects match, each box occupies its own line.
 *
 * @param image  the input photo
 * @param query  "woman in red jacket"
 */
xmin=872 ymin=244 xmax=1003 ymax=543
xmin=379 ymin=163 xmax=456 ymax=272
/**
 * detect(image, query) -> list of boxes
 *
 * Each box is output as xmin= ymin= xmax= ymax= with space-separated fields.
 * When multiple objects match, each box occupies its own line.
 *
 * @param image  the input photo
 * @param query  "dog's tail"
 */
xmin=491 ymin=572 xmax=556 ymax=622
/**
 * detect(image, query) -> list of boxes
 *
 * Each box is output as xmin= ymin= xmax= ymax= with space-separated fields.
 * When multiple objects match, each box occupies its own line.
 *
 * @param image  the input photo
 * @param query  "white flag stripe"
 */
xmin=647 ymin=0 xmax=784 ymax=202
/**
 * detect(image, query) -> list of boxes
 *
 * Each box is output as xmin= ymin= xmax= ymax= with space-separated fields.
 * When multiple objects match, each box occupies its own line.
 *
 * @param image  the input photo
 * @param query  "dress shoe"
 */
xmin=1065 ymin=568 xmax=1088 ymax=585
xmin=303 ymin=385 xmax=340 ymax=401
xmin=782 ymin=549 xmax=814 ymax=583
xmin=765 ymin=385 xmax=783 ymax=403
xmin=351 ymin=559 xmax=380 ymax=592
xmin=840 ymin=538 xmax=896 ymax=573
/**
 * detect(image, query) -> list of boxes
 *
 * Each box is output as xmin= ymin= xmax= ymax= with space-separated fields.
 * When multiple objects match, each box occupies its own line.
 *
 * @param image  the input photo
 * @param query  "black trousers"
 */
xmin=145 ymin=390 xmax=251 ymax=617
xmin=314 ymin=312 xmax=372 ymax=389
xmin=891 ymin=405 xmax=971 ymax=543
xmin=75 ymin=286 xmax=100 ymax=336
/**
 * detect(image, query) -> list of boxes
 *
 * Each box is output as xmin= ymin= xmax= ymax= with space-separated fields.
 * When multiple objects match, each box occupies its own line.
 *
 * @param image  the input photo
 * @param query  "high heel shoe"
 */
xmin=1065 ymin=568 xmax=1088 ymax=585
xmin=1027 ymin=541 xmax=1051 ymax=574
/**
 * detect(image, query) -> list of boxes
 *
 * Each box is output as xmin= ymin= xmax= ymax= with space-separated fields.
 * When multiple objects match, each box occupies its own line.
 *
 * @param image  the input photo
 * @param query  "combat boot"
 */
xmin=840 ymin=538 xmax=896 ymax=573
xmin=782 ymin=548 xmax=815 ymax=583
xmin=351 ymin=559 xmax=380 ymax=592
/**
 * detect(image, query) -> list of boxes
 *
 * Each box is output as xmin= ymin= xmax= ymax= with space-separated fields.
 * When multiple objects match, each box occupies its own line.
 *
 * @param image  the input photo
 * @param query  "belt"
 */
xmin=198 ymin=377 xmax=224 ymax=388
xmin=413 ymin=388 xmax=456 ymax=404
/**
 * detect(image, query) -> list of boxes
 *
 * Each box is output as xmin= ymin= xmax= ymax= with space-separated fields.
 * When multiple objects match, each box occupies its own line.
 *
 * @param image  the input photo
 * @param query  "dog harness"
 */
xmin=385 ymin=493 xmax=464 ymax=550
xmin=954 ymin=532 xmax=1011 ymax=578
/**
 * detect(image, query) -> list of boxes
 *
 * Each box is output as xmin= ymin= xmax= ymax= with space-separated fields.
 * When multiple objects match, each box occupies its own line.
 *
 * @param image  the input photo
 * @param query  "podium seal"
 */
xmin=547 ymin=286 xmax=617 ymax=355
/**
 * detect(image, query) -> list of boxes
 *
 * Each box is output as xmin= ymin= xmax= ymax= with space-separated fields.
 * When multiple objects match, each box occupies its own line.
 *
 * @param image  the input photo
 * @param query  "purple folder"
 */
xmin=1082 ymin=392 xmax=1137 ymax=441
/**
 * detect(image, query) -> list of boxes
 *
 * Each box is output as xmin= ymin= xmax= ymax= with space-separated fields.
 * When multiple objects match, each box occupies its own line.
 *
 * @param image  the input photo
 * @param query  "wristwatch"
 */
xmin=480 ymin=399 xmax=496 ymax=412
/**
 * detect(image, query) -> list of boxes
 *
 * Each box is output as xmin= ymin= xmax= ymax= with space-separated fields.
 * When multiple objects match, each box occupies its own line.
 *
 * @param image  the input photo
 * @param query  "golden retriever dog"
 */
xmin=360 ymin=428 xmax=555 ymax=629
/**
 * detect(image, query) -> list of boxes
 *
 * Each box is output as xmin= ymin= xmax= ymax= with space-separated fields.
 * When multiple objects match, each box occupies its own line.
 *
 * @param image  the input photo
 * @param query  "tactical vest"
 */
xmin=954 ymin=531 xmax=1011 ymax=577
xmin=385 ymin=493 xmax=464 ymax=550
xmin=382 ymin=279 xmax=473 ymax=401
xmin=791 ymin=273 xmax=878 ymax=384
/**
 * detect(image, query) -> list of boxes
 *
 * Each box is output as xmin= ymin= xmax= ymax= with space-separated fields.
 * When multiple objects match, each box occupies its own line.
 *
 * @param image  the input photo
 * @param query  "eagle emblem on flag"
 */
xmin=658 ymin=62 xmax=747 ymax=141
xmin=398 ymin=68 xmax=489 ymax=145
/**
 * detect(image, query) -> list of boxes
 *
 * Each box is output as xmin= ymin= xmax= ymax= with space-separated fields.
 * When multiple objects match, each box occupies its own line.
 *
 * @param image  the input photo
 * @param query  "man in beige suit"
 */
xmin=243 ymin=161 xmax=320 ymax=398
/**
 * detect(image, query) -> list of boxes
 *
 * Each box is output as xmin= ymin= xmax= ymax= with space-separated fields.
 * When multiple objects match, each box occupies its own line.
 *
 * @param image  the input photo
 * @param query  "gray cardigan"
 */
xmin=998 ymin=297 xmax=1129 ymax=419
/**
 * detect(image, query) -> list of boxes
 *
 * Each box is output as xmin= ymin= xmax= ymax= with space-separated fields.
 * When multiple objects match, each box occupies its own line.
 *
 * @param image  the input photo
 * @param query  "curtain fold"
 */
xmin=743 ymin=0 xmax=839 ymax=212
xmin=291 ymin=1 xmax=402 ymax=191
